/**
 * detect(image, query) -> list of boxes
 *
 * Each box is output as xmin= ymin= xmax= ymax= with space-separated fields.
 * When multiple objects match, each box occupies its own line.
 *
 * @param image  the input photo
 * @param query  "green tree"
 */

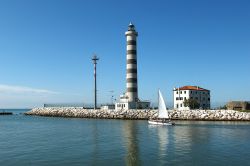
xmin=184 ymin=99 xmax=200 ymax=109
xmin=219 ymin=105 xmax=227 ymax=109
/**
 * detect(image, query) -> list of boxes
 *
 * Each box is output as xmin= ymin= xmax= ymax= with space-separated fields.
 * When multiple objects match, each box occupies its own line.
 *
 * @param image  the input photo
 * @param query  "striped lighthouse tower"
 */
xmin=125 ymin=23 xmax=138 ymax=102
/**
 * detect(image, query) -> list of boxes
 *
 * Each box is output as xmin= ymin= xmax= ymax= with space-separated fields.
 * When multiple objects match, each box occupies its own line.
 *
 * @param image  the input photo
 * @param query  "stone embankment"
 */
xmin=25 ymin=108 xmax=157 ymax=119
xmin=25 ymin=107 xmax=250 ymax=121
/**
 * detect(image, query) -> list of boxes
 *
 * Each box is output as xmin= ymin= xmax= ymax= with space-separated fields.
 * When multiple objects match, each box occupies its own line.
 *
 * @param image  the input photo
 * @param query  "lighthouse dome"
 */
xmin=128 ymin=22 xmax=135 ymax=31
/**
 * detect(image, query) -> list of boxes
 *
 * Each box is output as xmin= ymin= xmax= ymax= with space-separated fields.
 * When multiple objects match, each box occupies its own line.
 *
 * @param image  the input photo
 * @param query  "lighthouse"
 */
xmin=115 ymin=23 xmax=150 ymax=110
xmin=125 ymin=23 xmax=138 ymax=102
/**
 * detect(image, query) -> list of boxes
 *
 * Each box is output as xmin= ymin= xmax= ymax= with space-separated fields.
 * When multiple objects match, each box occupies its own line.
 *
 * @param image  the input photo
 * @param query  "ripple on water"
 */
xmin=1 ymin=115 xmax=250 ymax=166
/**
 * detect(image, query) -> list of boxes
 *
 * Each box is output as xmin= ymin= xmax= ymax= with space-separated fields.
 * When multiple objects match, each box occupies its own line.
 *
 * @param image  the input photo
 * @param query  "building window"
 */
xmin=176 ymin=104 xmax=179 ymax=108
xmin=184 ymin=97 xmax=186 ymax=100
xmin=180 ymin=97 xmax=183 ymax=100
xmin=203 ymin=97 xmax=205 ymax=101
xmin=191 ymin=97 xmax=193 ymax=99
xmin=176 ymin=91 xmax=178 ymax=94
xmin=180 ymin=91 xmax=182 ymax=94
xmin=180 ymin=104 xmax=182 ymax=107
xmin=196 ymin=91 xmax=197 ymax=94
xmin=208 ymin=98 xmax=210 ymax=101
xmin=191 ymin=91 xmax=193 ymax=94
xmin=195 ymin=97 xmax=198 ymax=100
xmin=184 ymin=91 xmax=186 ymax=94
xmin=176 ymin=97 xmax=179 ymax=100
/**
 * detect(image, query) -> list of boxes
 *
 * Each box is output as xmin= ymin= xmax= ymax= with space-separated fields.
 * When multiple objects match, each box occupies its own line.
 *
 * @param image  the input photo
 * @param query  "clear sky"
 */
xmin=0 ymin=0 xmax=249 ymax=108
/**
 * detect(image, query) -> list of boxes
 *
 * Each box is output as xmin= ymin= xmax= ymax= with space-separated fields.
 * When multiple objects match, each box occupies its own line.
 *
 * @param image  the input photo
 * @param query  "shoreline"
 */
xmin=25 ymin=107 xmax=250 ymax=121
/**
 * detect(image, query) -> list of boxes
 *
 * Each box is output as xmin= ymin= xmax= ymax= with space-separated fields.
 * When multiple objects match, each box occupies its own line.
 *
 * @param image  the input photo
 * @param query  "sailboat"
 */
xmin=148 ymin=90 xmax=175 ymax=125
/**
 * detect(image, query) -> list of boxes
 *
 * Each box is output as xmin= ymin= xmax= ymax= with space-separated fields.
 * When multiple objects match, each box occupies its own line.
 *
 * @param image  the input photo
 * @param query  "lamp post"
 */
xmin=110 ymin=90 xmax=114 ymax=104
xmin=92 ymin=54 xmax=99 ymax=109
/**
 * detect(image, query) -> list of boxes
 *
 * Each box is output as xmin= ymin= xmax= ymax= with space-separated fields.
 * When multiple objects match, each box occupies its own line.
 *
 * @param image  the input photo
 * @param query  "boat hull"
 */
xmin=148 ymin=120 xmax=174 ymax=126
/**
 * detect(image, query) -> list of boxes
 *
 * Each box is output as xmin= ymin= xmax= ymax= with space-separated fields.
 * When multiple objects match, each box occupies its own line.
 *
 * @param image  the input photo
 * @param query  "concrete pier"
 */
xmin=0 ymin=112 xmax=13 ymax=115
xmin=25 ymin=108 xmax=250 ymax=121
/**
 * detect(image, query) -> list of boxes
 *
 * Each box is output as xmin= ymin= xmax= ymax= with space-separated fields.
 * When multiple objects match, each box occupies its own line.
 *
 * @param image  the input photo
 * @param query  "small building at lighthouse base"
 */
xmin=115 ymin=94 xmax=150 ymax=110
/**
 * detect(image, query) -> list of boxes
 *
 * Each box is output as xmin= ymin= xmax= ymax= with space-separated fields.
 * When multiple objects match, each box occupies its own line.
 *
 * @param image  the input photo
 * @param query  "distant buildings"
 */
xmin=226 ymin=101 xmax=250 ymax=111
xmin=173 ymin=86 xmax=210 ymax=110
xmin=101 ymin=104 xmax=115 ymax=110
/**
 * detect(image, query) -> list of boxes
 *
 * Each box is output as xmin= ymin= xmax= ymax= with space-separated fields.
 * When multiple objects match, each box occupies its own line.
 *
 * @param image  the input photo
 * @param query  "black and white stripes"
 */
xmin=125 ymin=23 xmax=138 ymax=102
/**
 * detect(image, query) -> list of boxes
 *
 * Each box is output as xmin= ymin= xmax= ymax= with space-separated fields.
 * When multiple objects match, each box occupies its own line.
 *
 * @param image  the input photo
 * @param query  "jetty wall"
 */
xmin=25 ymin=107 xmax=250 ymax=121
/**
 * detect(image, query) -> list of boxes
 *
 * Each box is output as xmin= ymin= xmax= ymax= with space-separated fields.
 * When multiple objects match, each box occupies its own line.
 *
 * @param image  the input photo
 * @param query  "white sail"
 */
xmin=158 ymin=90 xmax=169 ymax=119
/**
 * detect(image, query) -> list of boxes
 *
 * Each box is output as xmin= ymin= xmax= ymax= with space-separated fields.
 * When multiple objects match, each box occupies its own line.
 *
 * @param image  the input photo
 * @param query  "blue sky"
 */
xmin=0 ymin=0 xmax=249 ymax=108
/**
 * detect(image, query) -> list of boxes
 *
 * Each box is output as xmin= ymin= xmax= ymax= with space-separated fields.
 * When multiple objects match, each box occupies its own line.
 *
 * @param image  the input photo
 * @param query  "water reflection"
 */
xmin=151 ymin=122 xmax=213 ymax=165
xmin=91 ymin=121 xmax=99 ymax=165
xmin=148 ymin=125 xmax=169 ymax=156
xmin=155 ymin=125 xmax=170 ymax=165
xmin=122 ymin=121 xmax=140 ymax=166
xmin=157 ymin=126 xmax=169 ymax=155
xmin=172 ymin=122 xmax=215 ymax=165
xmin=148 ymin=124 xmax=174 ymax=165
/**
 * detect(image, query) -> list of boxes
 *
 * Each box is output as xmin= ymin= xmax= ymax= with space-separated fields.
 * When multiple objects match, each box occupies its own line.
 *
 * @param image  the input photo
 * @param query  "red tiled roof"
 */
xmin=175 ymin=86 xmax=209 ymax=91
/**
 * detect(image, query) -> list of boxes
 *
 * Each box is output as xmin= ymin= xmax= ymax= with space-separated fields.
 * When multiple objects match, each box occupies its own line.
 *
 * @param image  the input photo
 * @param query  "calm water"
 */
xmin=1 ymin=109 xmax=250 ymax=166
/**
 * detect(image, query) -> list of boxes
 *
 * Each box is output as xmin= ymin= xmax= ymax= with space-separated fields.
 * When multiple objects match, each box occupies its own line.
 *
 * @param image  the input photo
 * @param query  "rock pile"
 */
xmin=25 ymin=107 xmax=157 ymax=120
xmin=171 ymin=109 xmax=250 ymax=121
xmin=25 ymin=107 xmax=250 ymax=121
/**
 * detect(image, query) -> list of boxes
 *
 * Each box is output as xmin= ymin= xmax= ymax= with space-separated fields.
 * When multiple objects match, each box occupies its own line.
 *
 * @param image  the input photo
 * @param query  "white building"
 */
xmin=173 ymin=86 xmax=210 ymax=110
xmin=100 ymin=104 xmax=115 ymax=110
xmin=115 ymin=94 xmax=150 ymax=110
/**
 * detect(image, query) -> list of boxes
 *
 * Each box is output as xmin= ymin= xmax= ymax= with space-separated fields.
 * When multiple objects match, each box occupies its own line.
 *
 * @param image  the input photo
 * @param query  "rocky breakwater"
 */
xmin=25 ymin=108 xmax=250 ymax=121
xmin=25 ymin=107 xmax=158 ymax=120
xmin=171 ymin=109 xmax=250 ymax=121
